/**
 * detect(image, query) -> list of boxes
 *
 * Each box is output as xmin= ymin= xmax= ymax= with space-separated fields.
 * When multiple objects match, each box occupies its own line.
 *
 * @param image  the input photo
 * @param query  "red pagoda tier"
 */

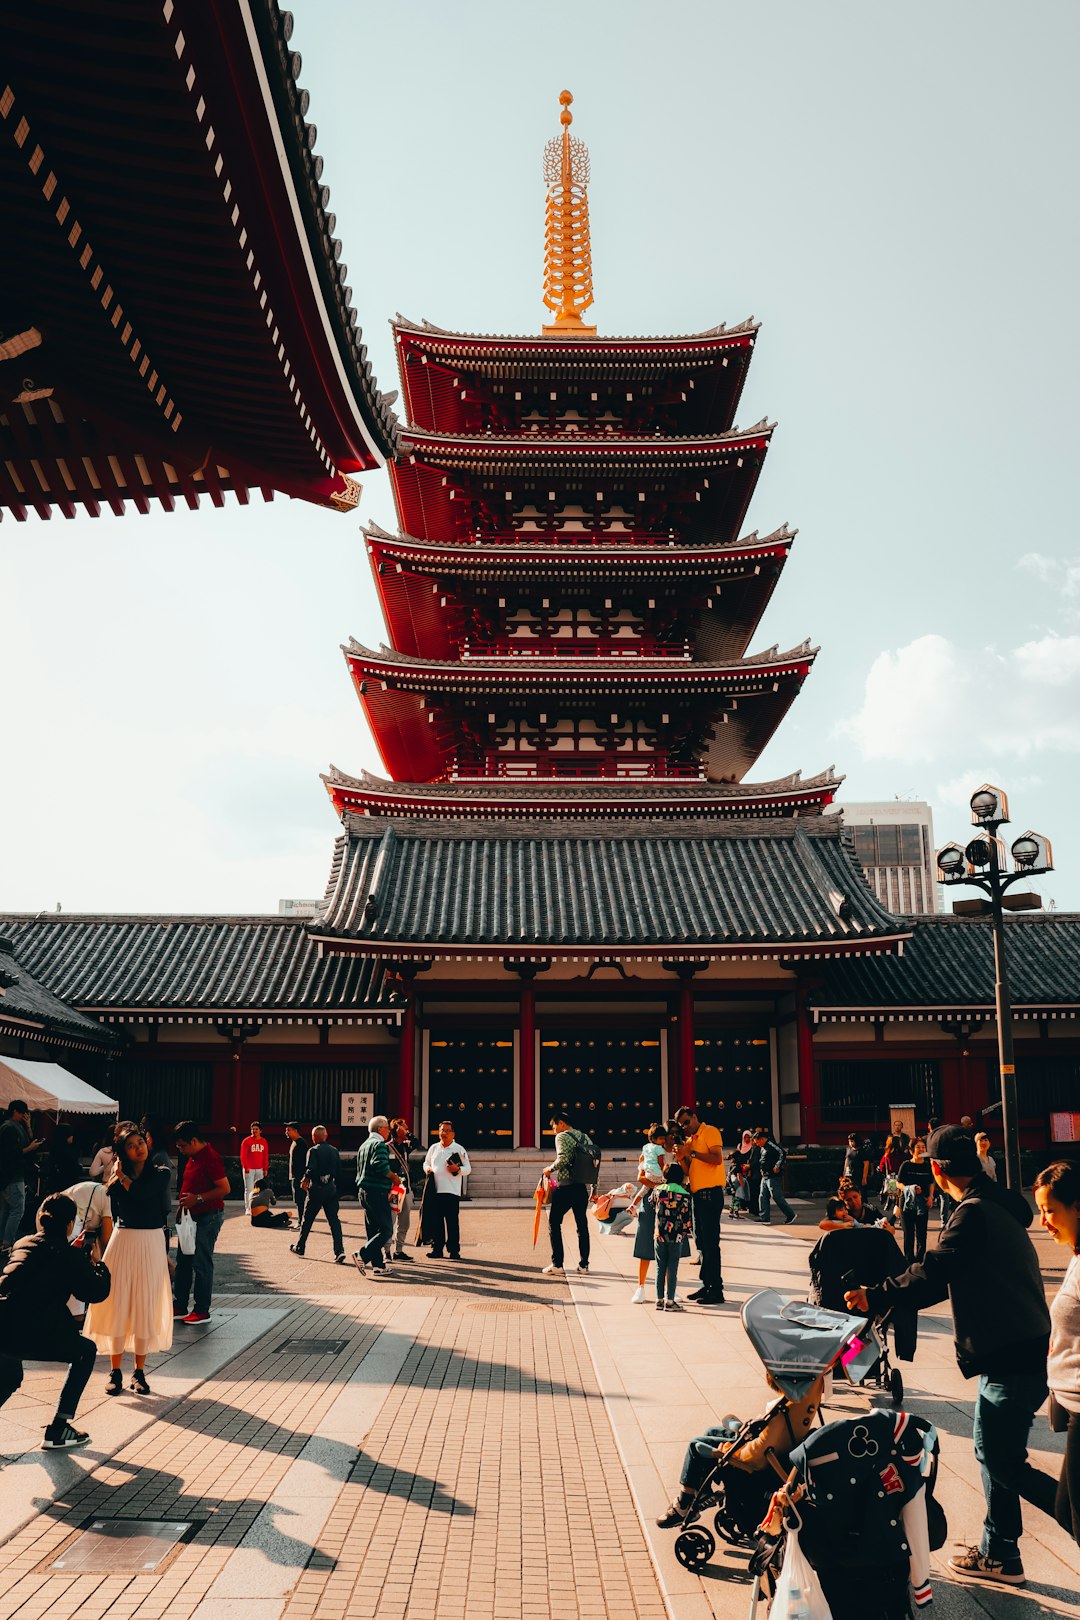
xmin=329 ymin=93 xmax=839 ymax=824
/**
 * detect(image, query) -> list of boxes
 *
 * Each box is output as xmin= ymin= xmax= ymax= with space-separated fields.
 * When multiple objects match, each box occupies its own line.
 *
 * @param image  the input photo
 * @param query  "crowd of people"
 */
xmin=1 ymin=1094 xmax=1077 ymax=1580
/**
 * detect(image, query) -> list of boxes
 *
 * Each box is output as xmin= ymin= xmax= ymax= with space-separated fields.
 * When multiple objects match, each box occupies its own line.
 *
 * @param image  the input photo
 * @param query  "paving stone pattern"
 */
xmin=0 ymin=1205 xmax=670 ymax=1620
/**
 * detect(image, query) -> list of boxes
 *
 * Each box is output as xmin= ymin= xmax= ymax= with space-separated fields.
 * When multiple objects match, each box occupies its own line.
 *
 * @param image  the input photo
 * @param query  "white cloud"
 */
xmin=837 ymin=632 xmax=1080 ymax=763
xmin=1015 ymin=553 xmax=1080 ymax=608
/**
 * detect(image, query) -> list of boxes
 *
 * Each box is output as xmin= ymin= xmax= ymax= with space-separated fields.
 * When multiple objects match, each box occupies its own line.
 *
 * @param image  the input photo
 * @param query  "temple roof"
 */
xmin=1 ymin=0 xmax=395 ymax=521
xmin=0 ymin=933 xmax=117 ymax=1051
xmin=311 ymin=816 xmax=906 ymax=959
xmin=0 ymin=916 xmax=398 ymax=1025
xmin=393 ymin=314 xmax=759 ymax=348
xmin=809 ymin=914 xmax=1080 ymax=1021
xmin=323 ymin=765 xmax=842 ymax=821
xmin=344 ymin=637 xmax=815 ymax=682
xmin=363 ymin=522 xmax=795 ymax=571
xmin=397 ymin=423 xmax=773 ymax=467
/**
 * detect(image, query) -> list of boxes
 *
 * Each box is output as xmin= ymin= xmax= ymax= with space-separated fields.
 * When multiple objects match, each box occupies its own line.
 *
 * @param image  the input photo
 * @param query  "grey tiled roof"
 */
xmin=311 ymin=817 xmax=905 ymax=955
xmin=1 ymin=916 xmax=398 ymax=1024
xmin=0 ymin=935 xmax=117 ymax=1049
xmin=809 ymin=914 xmax=1080 ymax=1018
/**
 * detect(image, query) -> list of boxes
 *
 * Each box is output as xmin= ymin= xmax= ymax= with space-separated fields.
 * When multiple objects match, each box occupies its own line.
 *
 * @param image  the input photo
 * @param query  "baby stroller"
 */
xmin=672 ymin=1292 xmax=944 ymax=1620
xmin=671 ymin=1290 xmax=874 ymax=1573
xmin=807 ymin=1225 xmax=917 ymax=1407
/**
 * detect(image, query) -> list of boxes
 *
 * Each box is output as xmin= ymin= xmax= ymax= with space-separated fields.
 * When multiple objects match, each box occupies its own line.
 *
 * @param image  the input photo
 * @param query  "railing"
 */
xmin=450 ymin=756 xmax=706 ymax=782
xmin=462 ymin=637 xmax=692 ymax=660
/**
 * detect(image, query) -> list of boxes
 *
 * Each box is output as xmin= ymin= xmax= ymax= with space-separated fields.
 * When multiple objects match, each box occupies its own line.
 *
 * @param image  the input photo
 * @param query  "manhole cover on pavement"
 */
xmin=274 ymin=1337 xmax=349 ymax=1355
xmin=460 ymin=1301 xmax=548 ymax=1313
xmin=51 ymin=1520 xmax=192 ymax=1572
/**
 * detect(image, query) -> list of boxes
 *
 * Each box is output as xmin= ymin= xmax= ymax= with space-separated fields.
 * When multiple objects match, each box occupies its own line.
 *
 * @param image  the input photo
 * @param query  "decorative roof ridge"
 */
xmin=399 ymin=420 xmax=774 ymax=449
xmin=391 ymin=314 xmax=760 ymax=343
xmin=363 ymin=522 xmax=797 ymax=556
xmin=342 ymin=637 xmax=817 ymax=672
xmin=2 ymin=912 xmax=308 ymax=927
xmin=333 ymin=813 xmax=850 ymax=844
xmin=323 ymin=764 xmax=843 ymax=796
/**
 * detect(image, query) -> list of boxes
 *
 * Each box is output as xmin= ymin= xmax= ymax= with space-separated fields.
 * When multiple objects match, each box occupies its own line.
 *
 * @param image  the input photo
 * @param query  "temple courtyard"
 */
xmin=0 ymin=1202 xmax=1077 ymax=1620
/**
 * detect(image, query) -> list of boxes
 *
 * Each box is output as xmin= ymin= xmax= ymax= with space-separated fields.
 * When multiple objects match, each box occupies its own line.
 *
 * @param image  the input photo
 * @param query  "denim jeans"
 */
xmin=973 ymin=1371 xmax=1058 ymax=1558
xmin=759 ymin=1172 xmax=793 ymax=1222
xmin=359 ymin=1187 xmax=394 ymax=1267
xmin=682 ymin=1426 xmax=727 ymax=1493
xmin=0 ymin=1180 xmax=26 ymax=1249
xmin=173 ymin=1209 xmax=224 ymax=1316
xmin=655 ymin=1240 xmax=682 ymax=1301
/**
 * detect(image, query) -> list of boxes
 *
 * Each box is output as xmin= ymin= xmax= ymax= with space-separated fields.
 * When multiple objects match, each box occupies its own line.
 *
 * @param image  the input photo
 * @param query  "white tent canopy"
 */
xmin=0 ymin=1057 xmax=118 ymax=1117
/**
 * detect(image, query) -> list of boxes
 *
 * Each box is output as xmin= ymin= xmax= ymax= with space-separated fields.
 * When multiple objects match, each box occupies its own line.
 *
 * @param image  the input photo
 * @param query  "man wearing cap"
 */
xmin=845 ymin=1123 xmax=1056 ymax=1587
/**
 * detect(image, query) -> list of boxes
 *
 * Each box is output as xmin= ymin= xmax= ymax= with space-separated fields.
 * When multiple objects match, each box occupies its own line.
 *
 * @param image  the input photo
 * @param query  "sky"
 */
xmin=3 ymin=0 xmax=1078 ymax=915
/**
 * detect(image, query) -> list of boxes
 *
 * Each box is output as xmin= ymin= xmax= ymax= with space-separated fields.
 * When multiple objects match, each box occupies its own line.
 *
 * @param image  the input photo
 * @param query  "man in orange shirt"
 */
xmin=674 ymin=1105 xmax=727 ymax=1306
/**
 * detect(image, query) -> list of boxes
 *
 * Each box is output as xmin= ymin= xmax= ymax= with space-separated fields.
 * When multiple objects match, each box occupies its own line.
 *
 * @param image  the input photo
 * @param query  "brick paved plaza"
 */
xmin=1 ymin=1200 xmax=1077 ymax=1620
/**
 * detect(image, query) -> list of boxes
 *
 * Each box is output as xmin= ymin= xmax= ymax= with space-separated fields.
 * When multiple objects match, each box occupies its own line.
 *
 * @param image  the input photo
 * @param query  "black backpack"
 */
xmin=568 ymin=1130 xmax=602 ymax=1186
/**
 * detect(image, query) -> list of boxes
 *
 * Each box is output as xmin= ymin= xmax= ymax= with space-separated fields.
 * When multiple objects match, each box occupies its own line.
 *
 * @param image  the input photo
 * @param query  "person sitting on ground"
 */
xmin=656 ymin=1367 xmax=826 ymax=1527
xmin=0 ymin=1191 xmax=111 ymax=1450
xmin=249 ymin=1174 xmax=290 ymax=1229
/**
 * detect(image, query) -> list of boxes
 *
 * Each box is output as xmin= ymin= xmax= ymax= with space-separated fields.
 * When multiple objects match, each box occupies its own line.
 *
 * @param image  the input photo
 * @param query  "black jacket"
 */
xmin=866 ymin=1173 xmax=1049 ymax=1378
xmin=0 ymin=1232 xmax=110 ymax=1357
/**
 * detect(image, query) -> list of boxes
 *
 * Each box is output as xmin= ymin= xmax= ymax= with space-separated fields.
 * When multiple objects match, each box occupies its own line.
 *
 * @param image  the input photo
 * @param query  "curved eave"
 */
xmin=343 ymin=642 xmax=816 ymax=689
xmin=364 ymin=525 xmax=795 ymax=575
xmin=312 ymin=936 xmax=910 ymax=965
xmin=397 ymin=425 xmax=773 ymax=467
xmin=323 ymin=775 xmax=841 ymax=823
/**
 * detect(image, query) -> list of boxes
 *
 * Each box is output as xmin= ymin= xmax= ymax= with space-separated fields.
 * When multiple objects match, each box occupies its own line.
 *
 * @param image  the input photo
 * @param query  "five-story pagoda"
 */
xmin=312 ymin=95 xmax=903 ymax=1160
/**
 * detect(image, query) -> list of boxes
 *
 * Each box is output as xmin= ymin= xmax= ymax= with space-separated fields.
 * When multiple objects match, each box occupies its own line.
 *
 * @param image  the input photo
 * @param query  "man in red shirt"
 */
xmin=239 ymin=1121 xmax=269 ymax=1213
xmin=173 ymin=1122 xmax=230 ymax=1324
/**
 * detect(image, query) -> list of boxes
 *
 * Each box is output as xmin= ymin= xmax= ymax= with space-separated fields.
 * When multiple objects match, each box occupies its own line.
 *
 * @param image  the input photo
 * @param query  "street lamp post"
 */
xmin=935 ymin=785 xmax=1053 ymax=1192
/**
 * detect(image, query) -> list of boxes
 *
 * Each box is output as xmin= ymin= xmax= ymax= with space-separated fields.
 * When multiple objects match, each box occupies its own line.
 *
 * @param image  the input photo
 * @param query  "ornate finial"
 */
xmin=542 ymin=91 xmax=596 ymax=336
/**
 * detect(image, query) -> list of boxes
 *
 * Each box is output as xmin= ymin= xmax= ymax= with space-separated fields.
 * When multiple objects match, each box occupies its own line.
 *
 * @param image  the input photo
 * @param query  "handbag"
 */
xmin=176 ymin=1208 xmax=197 ymax=1256
xmin=768 ymin=1526 xmax=832 ymax=1620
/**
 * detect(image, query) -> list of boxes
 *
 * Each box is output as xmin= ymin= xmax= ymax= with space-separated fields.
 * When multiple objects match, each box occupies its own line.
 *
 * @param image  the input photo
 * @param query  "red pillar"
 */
xmin=398 ymin=992 xmax=417 ymax=1129
xmin=796 ymin=986 xmax=817 ymax=1142
xmin=518 ymin=982 xmax=536 ymax=1147
xmin=679 ymin=973 xmax=696 ymax=1109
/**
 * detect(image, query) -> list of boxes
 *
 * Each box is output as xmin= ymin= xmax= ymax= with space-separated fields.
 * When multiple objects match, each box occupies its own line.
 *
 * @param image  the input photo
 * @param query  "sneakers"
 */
xmin=172 ymin=1306 xmax=190 ymax=1321
xmin=630 ymin=1286 xmax=646 ymax=1304
xmin=666 ymin=1300 xmax=684 ymax=1312
xmin=183 ymin=1312 xmax=210 ymax=1324
xmin=655 ymin=1298 xmax=666 ymax=1310
xmin=947 ymin=1547 xmax=1025 ymax=1585
xmin=656 ymin=1497 xmax=693 ymax=1528
xmin=785 ymin=1212 xmax=798 ymax=1225
xmin=541 ymin=1264 xmax=564 ymax=1275
xmin=289 ymin=1242 xmax=306 ymax=1256
xmin=130 ymin=1369 xmax=150 ymax=1395
xmin=42 ymin=1420 xmax=89 ymax=1450
xmin=370 ymin=1265 xmax=389 ymax=1277
xmin=576 ymin=1262 xmax=589 ymax=1273
xmin=352 ymin=1251 xmax=367 ymax=1276
xmin=690 ymin=1290 xmax=725 ymax=1306
xmin=394 ymin=1251 xmax=414 ymax=1261
xmin=334 ymin=1252 xmax=347 ymax=1265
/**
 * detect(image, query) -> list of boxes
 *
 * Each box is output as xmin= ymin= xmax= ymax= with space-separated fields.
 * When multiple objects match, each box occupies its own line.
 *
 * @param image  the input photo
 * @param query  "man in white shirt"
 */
xmin=422 ymin=1121 xmax=471 ymax=1260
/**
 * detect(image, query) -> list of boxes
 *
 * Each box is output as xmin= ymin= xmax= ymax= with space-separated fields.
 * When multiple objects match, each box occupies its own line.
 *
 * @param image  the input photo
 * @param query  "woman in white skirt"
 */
xmin=86 ymin=1124 xmax=173 ymax=1395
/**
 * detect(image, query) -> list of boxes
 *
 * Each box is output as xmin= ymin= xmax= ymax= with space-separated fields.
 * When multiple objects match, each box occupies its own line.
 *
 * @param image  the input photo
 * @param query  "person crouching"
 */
xmin=0 ymin=1192 xmax=111 ymax=1449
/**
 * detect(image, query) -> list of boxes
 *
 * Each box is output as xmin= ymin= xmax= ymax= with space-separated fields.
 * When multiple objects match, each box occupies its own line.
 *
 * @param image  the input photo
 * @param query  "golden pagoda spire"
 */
xmin=542 ymin=91 xmax=596 ymax=336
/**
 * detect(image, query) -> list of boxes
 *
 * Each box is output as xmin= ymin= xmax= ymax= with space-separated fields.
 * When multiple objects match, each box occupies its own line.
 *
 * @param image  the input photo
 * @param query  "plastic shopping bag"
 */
xmin=176 ymin=1208 xmax=197 ymax=1256
xmin=768 ymin=1529 xmax=831 ymax=1620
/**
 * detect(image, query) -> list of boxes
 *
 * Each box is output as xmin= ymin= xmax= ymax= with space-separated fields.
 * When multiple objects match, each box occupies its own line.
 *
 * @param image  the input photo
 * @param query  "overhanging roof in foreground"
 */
xmin=809 ymin=913 xmax=1080 ymax=1022
xmin=1 ymin=0 xmax=396 ymax=521
xmin=311 ymin=816 xmax=907 ymax=961
xmin=1 ymin=916 xmax=400 ymax=1026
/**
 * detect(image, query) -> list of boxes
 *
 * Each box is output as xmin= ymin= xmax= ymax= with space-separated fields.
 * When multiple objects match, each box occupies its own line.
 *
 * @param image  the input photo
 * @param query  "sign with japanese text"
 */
xmin=340 ymin=1092 xmax=375 ymax=1130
